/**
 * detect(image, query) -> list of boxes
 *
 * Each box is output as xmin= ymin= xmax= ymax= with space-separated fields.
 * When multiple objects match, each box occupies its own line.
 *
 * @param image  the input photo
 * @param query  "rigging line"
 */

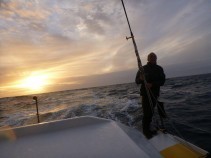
xmin=149 ymin=86 xmax=211 ymax=133
xmin=171 ymin=119 xmax=211 ymax=134
xmin=147 ymin=84 xmax=210 ymax=141
xmin=147 ymin=89 xmax=191 ymax=139
xmin=138 ymin=89 xmax=211 ymax=155
xmin=146 ymin=88 xmax=168 ymax=128
xmin=149 ymin=89 xmax=168 ymax=118
xmin=147 ymin=88 xmax=206 ymax=155
xmin=168 ymin=119 xmax=205 ymax=156
xmin=143 ymin=79 xmax=156 ymax=115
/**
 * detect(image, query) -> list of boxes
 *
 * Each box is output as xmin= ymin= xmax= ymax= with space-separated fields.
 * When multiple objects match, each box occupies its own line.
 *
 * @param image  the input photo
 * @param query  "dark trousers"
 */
xmin=142 ymin=95 xmax=157 ymax=133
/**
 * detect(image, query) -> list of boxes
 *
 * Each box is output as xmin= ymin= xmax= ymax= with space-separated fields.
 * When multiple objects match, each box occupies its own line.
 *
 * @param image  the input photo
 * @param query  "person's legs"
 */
xmin=142 ymin=96 xmax=154 ymax=138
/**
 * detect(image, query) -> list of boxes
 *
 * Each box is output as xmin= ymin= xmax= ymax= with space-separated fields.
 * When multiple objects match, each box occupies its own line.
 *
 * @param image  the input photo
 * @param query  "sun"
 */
xmin=19 ymin=73 xmax=49 ymax=92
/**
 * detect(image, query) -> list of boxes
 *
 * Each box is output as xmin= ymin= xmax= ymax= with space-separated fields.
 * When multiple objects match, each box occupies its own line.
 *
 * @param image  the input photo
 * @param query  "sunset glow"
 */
xmin=0 ymin=0 xmax=211 ymax=98
xmin=18 ymin=73 xmax=50 ymax=92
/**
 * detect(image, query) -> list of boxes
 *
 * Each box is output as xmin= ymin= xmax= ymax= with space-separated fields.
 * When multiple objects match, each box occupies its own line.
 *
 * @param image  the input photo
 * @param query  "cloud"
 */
xmin=0 ymin=0 xmax=211 ymax=97
xmin=160 ymin=33 xmax=211 ymax=65
xmin=48 ymin=68 xmax=137 ymax=92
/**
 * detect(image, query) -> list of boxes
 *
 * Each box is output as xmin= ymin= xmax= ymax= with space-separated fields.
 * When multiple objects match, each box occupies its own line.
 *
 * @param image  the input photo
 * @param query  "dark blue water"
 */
xmin=0 ymin=73 xmax=211 ymax=155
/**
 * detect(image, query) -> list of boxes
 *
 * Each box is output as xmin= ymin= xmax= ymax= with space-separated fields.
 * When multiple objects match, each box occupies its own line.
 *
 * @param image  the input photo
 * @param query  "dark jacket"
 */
xmin=135 ymin=62 xmax=165 ymax=97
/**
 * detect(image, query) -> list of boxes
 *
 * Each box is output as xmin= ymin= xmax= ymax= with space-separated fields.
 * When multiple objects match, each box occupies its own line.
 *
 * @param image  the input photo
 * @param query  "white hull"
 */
xmin=0 ymin=116 xmax=208 ymax=158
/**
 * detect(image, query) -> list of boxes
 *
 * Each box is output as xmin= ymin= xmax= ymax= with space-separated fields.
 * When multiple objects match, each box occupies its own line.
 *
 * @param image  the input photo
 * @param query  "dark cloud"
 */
xmin=159 ymin=33 xmax=211 ymax=77
xmin=160 ymin=33 xmax=211 ymax=65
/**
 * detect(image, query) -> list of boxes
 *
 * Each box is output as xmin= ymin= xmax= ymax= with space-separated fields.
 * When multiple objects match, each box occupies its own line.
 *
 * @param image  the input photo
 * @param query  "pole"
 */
xmin=121 ymin=0 xmax=142 ymax=70
xmin=121 ymin=0 xmax=153 ymax=106
xmin=121 ymin=0 xmax=167 ymax=130
xmin=33 ymin=96 xmax=40 ymax=123
xmin=121 ymin=0 xmax=163 ymax=128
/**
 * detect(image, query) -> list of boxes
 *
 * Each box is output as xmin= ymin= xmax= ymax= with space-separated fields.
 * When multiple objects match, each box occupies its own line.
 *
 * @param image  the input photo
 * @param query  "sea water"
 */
xmin=0 ymin=73 xmax=211 ymax=155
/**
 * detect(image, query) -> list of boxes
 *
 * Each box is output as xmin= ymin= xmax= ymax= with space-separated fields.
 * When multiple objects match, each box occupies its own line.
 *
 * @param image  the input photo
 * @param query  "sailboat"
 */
xmin=0 ymin=1 xmax=209 ymax=158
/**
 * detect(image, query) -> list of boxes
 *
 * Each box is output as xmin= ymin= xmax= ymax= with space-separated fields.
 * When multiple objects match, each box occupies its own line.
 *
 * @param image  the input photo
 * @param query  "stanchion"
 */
xmin=33 ymin=96 xmax=40 ymax=123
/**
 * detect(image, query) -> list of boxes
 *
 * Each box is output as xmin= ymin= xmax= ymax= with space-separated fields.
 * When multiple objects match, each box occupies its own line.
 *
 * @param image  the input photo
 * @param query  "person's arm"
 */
xmin=135 ymin=70 xmax=144 ymax=85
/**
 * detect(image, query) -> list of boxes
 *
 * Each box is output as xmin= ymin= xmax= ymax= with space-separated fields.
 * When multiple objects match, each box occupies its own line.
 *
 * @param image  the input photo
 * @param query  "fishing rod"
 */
xmin=121 ymin=0 xmax=165 ymax=130
xmin=121 ymin=0 xmax=154 ymax=117
xmin=121 ymin=0 xmax=143 ymax=71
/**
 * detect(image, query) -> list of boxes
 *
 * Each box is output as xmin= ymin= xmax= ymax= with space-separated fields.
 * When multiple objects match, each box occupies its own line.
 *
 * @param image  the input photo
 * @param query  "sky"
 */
xmin=0 ymin=0 xmax=211 ymax=98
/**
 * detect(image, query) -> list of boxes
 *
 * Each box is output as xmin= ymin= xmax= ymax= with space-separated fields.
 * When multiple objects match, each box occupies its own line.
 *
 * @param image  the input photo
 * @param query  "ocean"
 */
xmin=0 ymin=73 xmax=211 ymax=155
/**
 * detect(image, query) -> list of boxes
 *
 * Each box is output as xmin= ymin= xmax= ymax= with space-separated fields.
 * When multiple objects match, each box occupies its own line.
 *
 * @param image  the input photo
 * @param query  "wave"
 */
xmin=0 ymin=73 xmax=211 ymax=153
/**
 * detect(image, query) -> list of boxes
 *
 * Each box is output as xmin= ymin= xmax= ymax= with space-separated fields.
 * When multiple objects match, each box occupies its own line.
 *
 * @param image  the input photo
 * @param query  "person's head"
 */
xmin=147 ymin=52 xmax=157 ymax=64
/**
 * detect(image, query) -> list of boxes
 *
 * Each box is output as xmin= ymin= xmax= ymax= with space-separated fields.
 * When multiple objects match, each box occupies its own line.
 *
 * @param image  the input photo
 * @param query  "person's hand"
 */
xmin=146 ymin=83 xmax=152 ymax=88
xmin=140 ymin=74 xmax=144 ymax=80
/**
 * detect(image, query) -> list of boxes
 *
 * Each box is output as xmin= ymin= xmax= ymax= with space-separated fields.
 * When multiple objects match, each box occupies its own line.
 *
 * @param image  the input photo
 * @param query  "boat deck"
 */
xmin=0 ymin=116 xmax=162 ymax=158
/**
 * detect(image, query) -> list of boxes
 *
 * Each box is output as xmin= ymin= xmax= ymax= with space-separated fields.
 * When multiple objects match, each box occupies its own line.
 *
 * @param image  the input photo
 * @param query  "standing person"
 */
xmin=135 ymin=52 xmax=165 ymax=139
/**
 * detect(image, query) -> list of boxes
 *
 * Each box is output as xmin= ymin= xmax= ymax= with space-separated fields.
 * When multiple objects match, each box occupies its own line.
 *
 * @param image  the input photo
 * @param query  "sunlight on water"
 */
xmin=0 ymin=73 xmax=211 ymax=153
